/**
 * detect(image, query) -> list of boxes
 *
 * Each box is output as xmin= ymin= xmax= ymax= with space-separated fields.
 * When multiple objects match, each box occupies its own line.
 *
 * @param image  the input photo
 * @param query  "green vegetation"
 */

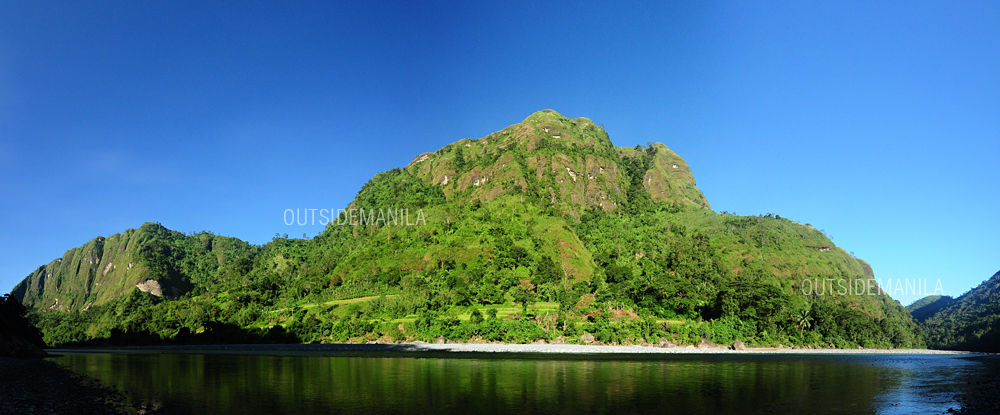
xmin=913 ymin=270 xmax=1000 ymax=352
xmin=13 ymin=110 xmax=925 ymax=349
xmin=906 ymin=295 xmax=955 ymax=321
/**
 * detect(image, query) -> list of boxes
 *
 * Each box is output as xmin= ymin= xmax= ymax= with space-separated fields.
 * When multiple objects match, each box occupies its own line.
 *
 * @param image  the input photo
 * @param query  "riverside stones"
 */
xmin=657 ymin=338 xmax=676 ymax=348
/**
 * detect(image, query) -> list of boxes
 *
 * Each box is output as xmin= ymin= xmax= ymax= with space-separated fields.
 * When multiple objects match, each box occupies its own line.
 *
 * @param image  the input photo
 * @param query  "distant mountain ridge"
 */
xmin=906 ymin=295 xmax=954 ymax=322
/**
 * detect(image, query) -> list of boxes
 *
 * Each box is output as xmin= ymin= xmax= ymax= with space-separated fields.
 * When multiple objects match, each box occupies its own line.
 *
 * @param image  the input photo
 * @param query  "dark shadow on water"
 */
xmin=57 ymin=322 xmax=300 ymax=347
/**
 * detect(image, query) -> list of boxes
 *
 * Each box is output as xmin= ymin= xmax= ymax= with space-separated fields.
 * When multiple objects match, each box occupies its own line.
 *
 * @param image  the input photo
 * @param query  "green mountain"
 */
xmin=906 ymin=295 xmax=954 ymax=322
xmin=11 ymin=110 xmax=925 ymax=349
xmin=915 ymin=270 xmax=1000 ymax=352
xmin=12 ymin=224 xmax=256 ymax=312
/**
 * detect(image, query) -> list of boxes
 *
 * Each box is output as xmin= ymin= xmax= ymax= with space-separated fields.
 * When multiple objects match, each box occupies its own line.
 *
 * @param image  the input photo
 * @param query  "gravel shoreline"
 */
xmin=48 ymin=342 xmax=979 ymax=356
xmin=0 ymin=357 xmax=131 ymax=415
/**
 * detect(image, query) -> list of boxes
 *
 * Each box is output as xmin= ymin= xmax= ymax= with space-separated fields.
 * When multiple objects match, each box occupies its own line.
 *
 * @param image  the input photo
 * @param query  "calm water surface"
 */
xmin=48 ymin=351 xmax=987 ymax=414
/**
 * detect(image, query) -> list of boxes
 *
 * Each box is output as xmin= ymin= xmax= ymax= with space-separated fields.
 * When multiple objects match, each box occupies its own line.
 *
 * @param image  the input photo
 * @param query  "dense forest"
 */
xmin=910 ymin=271 xmax=1000 ymax=352
xmin=13 ymin=110 xmax=926 ymax=349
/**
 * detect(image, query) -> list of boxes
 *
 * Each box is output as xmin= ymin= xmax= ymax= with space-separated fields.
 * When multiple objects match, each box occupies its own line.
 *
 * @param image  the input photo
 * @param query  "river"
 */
xmin=47 ymin=348 xmax=990 ymax=414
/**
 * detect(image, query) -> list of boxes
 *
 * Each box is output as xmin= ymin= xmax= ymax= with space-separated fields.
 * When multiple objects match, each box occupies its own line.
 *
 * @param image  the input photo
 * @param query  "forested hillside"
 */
xmin=914 ymin=271 xmax=1000 ymax=352
xmin=907 ymin=295 xmax=955 ymax=322
xmin=12 ymin=110 xmax=925 ymax=349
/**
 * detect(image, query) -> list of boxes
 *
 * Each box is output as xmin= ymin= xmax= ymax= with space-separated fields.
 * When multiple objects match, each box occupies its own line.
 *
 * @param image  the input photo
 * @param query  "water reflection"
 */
xmin=49 ymin=352 xmax=983 ymax=414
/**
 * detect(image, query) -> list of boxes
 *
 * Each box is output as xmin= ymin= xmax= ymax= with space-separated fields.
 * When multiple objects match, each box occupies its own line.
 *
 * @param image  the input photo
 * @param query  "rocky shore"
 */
xmin=0 ymin=357 xmax=132 ymax=415
xmin=955 ymin=355 xmax=1000 ymax=414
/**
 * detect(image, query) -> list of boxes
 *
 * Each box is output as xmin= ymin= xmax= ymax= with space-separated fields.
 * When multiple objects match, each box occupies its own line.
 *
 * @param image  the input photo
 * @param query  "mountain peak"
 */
xmin=403 ymin=110 xmax=708 ymax=217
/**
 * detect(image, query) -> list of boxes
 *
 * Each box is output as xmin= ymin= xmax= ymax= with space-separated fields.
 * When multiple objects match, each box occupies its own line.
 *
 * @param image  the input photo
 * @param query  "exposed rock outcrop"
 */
xmin=697 ymin=338 xmax=719 ymax=349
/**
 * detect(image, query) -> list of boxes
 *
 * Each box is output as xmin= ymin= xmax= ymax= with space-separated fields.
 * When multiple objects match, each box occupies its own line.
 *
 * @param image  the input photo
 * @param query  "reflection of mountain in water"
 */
xmin=51 ymin=352 xmax=985 ymax=414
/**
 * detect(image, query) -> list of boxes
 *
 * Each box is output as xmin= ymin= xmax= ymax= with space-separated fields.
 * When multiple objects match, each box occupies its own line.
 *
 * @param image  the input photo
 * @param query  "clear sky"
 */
xmin=1 ymin=1 xmax=997 ymax=306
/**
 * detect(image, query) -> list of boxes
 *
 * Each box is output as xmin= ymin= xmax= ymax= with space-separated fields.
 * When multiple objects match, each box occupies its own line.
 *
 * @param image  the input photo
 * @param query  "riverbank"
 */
xmin=48 ymin=342 xmax=978 ymax=357
xmin=0 ymin=357 xmax=131 ymax=415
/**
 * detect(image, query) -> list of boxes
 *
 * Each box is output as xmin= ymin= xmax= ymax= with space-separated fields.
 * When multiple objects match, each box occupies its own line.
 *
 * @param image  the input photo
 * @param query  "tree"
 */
xmin=796 ymin=302 xmax=813 ymax=338
xmin=511 ymin=280 xmax=538 ymax=316
xmin=454 ymin=145 xmax=466 ymax=170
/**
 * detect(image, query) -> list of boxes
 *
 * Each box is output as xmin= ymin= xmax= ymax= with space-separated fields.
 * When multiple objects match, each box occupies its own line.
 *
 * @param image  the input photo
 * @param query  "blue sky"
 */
xmin=1 ymin=1 xmax=997 ymax=306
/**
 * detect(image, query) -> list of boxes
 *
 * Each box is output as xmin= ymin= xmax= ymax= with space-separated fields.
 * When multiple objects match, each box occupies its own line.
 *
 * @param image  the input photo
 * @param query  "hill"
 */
xmin=11 ymin=110 xmax=925 ymax=349
xmin=906 ymin=295 xmax=955 ymax=322
xmin=917 ymin=270 xmax=1000 ymax=352
xmin=11 ymin=223 xmax=257 ymax=312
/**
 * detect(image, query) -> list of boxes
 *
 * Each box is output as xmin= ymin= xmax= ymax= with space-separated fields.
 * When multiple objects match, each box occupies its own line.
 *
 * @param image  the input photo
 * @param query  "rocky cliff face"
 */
xmin=12 ymin=223 xmax=254 ymax=313
xmin=12 ymin=231 xmax=146 ymax=312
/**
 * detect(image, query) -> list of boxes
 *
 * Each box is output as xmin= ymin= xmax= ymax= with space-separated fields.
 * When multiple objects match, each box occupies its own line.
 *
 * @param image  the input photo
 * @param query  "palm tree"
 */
xmin=796 ymin=302 xmax=813 ymax=339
